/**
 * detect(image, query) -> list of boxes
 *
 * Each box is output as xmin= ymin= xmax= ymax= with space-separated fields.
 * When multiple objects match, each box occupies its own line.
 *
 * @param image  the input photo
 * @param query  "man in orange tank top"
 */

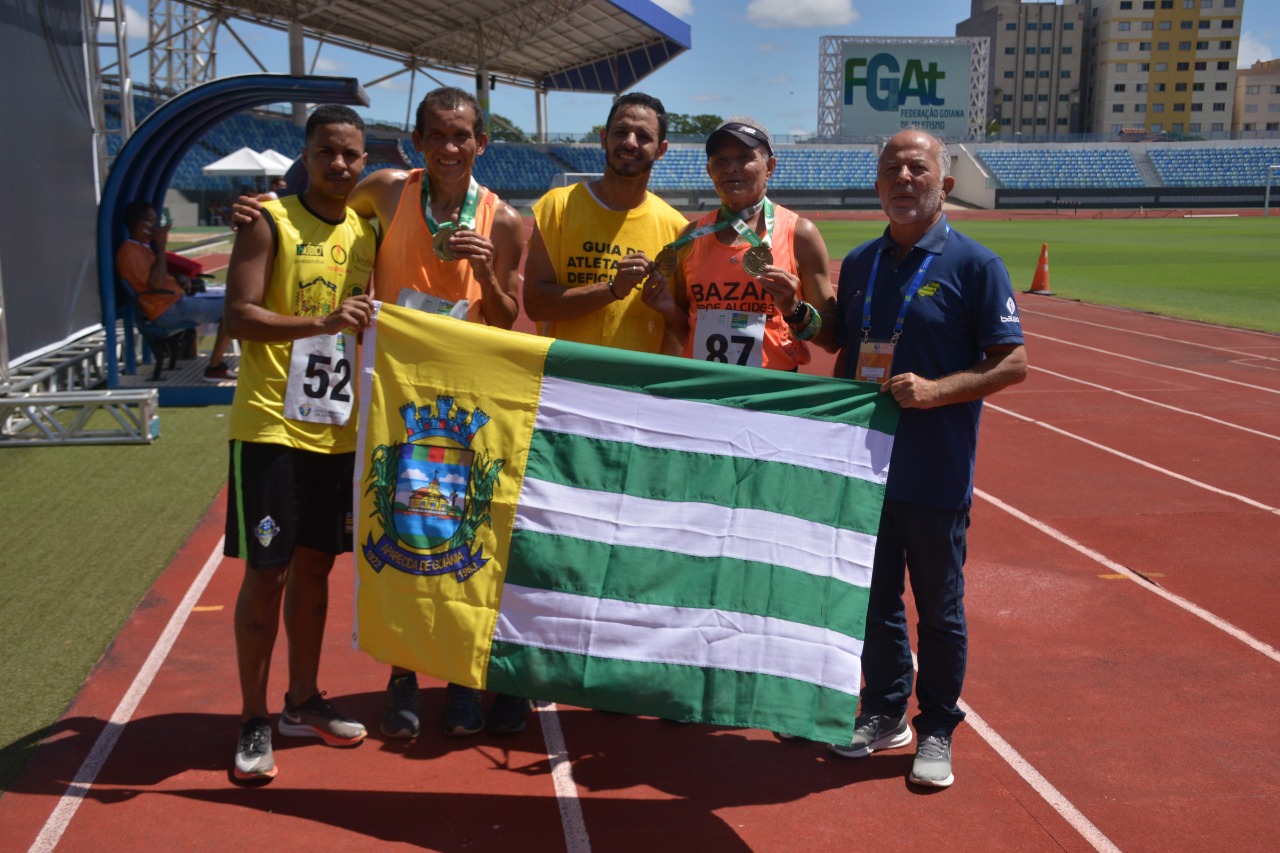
xmin=668 ymin=118 xmax=837 ymax=371
xmin=353 ymin=88 xmax=526 ymax=740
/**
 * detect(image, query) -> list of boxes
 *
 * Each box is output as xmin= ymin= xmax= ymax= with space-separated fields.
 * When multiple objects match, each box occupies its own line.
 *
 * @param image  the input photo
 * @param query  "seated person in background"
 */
xmin=258 ymin=176 xmax=288 ymax=202
xmin=117 ymin=200 xmax=235 ymax=381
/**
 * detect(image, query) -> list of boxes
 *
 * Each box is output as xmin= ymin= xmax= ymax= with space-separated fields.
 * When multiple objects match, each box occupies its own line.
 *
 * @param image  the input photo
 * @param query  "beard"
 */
xmin=606 ymin=152 xmax=654 ymax=179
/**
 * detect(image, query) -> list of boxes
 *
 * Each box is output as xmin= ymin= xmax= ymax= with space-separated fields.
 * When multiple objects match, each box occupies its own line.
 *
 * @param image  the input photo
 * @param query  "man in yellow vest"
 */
xmin=233 ymin=88 xmax=526 ymax=740
xmin=223 ymin=104 xmax=377 ymax=783
xmin=523 ymin=92 xmax=688 ymax=355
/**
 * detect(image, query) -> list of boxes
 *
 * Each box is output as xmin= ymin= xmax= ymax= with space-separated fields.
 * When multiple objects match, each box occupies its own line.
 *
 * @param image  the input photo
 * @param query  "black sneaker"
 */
xmin=486 ymin=693 xmax=531 ymax=734
xmin=234 ymin=717 xmax=277 ymax=781
xmin=278 ymin=692 xmax=367 ymax=746
xmin=443 ymin=683 xmax=484 ymax=736
xmin=381 ymin=673 xmax=421 ymax=739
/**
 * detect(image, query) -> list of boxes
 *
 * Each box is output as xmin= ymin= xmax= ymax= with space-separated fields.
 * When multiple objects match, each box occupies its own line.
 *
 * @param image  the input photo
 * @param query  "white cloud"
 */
xmin=652 ymin=0 xmax=694 ymax=16
xmin=313 ymin=56 xmax=348 ymax=73
xmin=97 ymin=3 xmax=147 ymax=41
xmin=373 ymin=78 xmax=411 ymax=93
xmin=691 ymin=92 xmax=728 ymax=103
xmin=757 ymin=42 xmax=784 ymax=54
xmin=1238 ymin=32 xmax=1274 ymax=67
xmin=771 ymin=75 xmax=791 ymax=84
xmin=747 ymin=0 xmax=859 ymax=29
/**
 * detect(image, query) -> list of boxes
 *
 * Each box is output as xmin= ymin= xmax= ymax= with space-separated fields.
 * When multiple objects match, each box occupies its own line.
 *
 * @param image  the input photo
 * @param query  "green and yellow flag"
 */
xmin=354 ymin=302 xmax=898 ymax=742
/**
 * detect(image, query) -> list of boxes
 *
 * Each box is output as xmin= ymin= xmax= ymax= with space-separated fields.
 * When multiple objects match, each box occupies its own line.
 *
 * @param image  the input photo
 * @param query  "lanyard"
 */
xmin=420 ymin=176 xmax=480 ymax=235
xmin=860 ymin=222 xmax=949 ymax=343
xmin=662 ymin=197 xmax=774 ymax=253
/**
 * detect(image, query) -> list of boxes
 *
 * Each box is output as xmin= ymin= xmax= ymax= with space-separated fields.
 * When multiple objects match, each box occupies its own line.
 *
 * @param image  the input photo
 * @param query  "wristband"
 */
xmin=793 ymin=304 xmax=822 ymax=341
xmin=608 ymin=279 xmax=623 ymax=300
xmin=785 ymin=301 xmax=812 ymax=327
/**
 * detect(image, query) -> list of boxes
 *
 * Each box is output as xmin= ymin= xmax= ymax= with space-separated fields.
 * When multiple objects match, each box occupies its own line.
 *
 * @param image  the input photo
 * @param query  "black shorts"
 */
xmin=225 ymin=440 xmax=355 ymax=568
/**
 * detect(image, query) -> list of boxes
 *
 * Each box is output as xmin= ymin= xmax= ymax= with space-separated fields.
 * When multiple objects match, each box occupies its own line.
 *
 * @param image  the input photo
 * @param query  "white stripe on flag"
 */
xmin=495 ymin=584 xmax=863 ymax=694
xmin=537 ymin=375 xmax=891 ymax=484
xmin=514 ymin=478 xmax=876 ymax=588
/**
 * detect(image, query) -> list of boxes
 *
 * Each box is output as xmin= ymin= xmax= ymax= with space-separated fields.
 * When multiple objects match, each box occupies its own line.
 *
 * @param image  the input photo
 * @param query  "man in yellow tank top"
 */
xmin=524 ymin=92 xmax=688 ymax=355
xmin=668 ymin=117 xmax=837 ymax=371
xmin=223 ymin=104 xmax=377 ymax=783
xmin=230 ymin=89 xmax=527 ymax=741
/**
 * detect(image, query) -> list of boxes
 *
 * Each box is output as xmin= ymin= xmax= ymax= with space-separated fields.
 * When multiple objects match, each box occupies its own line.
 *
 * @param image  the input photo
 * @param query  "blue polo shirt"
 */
xmin=835 ymin=216 xmax=1024 ymax=510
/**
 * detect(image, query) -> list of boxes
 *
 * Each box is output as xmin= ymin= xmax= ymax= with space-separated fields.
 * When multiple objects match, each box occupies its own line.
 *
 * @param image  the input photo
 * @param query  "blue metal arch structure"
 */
xmin=542 ymin=0 xmax=690 ymax=93
xmin=98 ymin=74 xmax=369 ymax=389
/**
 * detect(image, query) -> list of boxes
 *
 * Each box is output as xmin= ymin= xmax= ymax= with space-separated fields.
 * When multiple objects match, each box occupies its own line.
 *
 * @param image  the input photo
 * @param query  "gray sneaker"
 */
xmin=909 ymin=733 xmax=955 ymax=788
xmin=234 ymin=717 xmax=277 ymax=781
xmin=278 ymin=692 xmax=367 ymax=746
xmin=380 ymin=673 xmax=421 ymax=739
xmin=827 ymin=713 xmax=913 ymax=758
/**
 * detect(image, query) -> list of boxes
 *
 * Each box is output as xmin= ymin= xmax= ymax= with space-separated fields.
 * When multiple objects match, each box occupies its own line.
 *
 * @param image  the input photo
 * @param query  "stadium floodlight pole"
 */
xmin=1265 ymin=165 xmax=1280 ymax=219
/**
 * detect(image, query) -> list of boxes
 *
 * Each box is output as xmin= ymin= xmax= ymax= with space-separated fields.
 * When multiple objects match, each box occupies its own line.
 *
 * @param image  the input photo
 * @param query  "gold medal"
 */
xmin=654 ymin=247 xmax=678 ymax=278
xmin=743 ymin=245 xmax=773 ymax=277
xmin=432 ymin=227 xmax=455 ymax=261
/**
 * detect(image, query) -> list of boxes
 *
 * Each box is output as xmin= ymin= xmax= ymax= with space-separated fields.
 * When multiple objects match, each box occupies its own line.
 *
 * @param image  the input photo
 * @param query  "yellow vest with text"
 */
xmin=229 ymin=195 xmax=377 ymax=453
xmin=532 ymin=183 xmax=687 ymax=353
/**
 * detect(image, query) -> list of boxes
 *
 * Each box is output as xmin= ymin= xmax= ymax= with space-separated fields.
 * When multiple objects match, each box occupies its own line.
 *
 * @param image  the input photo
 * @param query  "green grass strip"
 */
xmin=525 ymin=429 xmax=886 ymax=534
xmin=815 ymin=218 xmax=1280 ymax=334
xmin=0 ymin=405 xmax=231 ymax=794
xmin=486 ymin=640 xmax=858 ymax=742
xmin=544 ymin=340 xmax=899 ymax=434
xmin=507 ymin=530 xmax=869 ymax=638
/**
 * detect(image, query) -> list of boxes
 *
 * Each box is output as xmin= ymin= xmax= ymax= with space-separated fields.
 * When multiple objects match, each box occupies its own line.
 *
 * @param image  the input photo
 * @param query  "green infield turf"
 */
xmin=0 ymin=406 xmax=231 ymax=793
xmin=814 ymin=217 xmax=1280 ymax=334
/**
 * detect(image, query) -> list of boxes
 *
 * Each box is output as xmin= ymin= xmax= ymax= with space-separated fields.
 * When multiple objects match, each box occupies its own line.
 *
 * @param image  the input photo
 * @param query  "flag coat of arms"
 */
xmin=354 ymin=303 xmax=898 ymax=742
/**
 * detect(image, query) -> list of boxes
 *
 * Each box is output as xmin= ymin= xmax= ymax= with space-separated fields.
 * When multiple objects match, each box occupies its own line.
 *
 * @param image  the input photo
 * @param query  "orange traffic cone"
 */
xmin=1026 ymin=243 xmax=1053 ymax=295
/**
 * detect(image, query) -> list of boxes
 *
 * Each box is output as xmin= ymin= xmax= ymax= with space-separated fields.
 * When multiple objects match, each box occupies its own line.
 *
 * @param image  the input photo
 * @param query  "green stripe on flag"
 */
xmin=544 ymin=339 xmax=899 ymax=434
xmin=485 ymin=641 xmax=859 ymax=743
xmin=507 ymin=530 xmax=869 ymax=638
xmin=525 ymin=429 xmax=886 ymax=534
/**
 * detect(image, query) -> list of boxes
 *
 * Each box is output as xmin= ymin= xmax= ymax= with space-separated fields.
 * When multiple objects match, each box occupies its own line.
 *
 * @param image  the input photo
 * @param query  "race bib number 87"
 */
xmin=695 ymin=309 xmax=765 ymax=368
xmin=284 ymin=332 xmax=355 ymax=425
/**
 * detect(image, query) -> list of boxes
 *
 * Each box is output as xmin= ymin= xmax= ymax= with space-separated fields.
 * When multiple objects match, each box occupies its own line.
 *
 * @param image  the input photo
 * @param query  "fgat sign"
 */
xmin=841 ymin=41 xmax=972 ymax=137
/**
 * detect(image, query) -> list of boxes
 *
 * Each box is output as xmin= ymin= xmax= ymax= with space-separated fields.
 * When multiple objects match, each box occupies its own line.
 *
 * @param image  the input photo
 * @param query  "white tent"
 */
xmin=201 ymin=147 xmax=276 ymax=176
xmin=259 ymin=149 xmax=295 ymax=173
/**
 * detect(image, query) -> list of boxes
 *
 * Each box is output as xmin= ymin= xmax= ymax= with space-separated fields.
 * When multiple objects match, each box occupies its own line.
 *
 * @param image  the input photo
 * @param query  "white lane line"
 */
xmin=29 ymin=538 xmax=226 ymax=853
xmin=959 ymin=699 xmax=1123 ymax=853
xmin=903 ymin=651 xmax=1123 ymax=852
xmin=1021 ymin=306 xmax=1280 ymax=365
xmin=1029 ymin=365 xmax=1280 ymax=442
xmin=975 ymin=488 xmax=1280 ymax=665
xmin=987 ymin=403 xmax=1280 ymax=516
xmin=1030 ymin=333 xmax=1280 ymax=395
xmin=536 ymin=702 xmax=592 ymax=853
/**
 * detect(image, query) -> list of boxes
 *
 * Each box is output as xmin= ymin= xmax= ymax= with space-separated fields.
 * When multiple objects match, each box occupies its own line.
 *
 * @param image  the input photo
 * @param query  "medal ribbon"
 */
xmin=860 ymin=220 xmax=950 ymax=343
xmin=420 ymin=176 xmax=480 ymax=235
xmin=659 ymin=197 xmax=775 ymax=253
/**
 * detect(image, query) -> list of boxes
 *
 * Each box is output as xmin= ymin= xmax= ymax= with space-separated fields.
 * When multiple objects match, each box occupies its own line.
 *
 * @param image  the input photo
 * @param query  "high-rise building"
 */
xmin=1083 ymin=0 xmax=1245 ymax=138
xmin=1233 ymin=59 xmax=1280 ymax=135
xmin=956 ymin=0 xmax=1087 ymax=138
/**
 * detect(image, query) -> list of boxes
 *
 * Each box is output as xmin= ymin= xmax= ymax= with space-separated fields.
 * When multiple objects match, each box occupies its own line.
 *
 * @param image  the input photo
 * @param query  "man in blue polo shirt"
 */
xmin=826 ymin=129 xmax=1027 ymax=788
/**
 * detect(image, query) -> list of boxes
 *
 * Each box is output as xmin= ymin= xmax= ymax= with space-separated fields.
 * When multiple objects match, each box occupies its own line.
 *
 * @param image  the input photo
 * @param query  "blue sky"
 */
xmin=116 ymin=0 xmax=1279 ymax=138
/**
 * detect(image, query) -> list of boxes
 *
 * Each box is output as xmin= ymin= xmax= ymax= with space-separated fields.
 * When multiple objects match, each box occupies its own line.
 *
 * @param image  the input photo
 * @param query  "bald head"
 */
xmin=875 ymin=129 xmax=955 ymax=242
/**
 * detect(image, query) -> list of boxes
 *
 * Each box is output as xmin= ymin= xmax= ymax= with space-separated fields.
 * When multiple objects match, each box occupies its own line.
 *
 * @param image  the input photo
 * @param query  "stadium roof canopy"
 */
xmin=179 ymin=0 xmax=691 ymax=93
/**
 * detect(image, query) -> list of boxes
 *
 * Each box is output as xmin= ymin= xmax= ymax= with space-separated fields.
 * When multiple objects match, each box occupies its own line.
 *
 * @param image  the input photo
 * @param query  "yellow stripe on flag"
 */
xmin=356 ymin=303 xmax=550 ymax=687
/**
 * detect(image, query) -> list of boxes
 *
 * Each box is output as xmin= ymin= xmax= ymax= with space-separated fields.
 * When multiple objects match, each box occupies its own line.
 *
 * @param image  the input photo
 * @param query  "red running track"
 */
xmin=1 ymin=295 xmax=1277 ymax=852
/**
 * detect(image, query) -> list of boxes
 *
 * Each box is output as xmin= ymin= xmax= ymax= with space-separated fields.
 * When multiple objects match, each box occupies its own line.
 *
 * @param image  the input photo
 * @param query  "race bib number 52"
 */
xmin=284 ymin=332 xmax=355 ymax=425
